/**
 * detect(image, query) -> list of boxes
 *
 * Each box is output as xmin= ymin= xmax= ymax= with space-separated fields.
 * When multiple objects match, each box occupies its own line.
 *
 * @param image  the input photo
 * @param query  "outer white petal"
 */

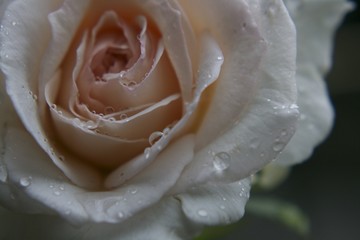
xmin=174 ymin=0 xmax=298 ymax=191
xmin=0 ymin=0 xmax=105 ymax=188
xmin=174 ymin=178 xmax=251 ymax=226
xmin=0 ymin=198 xmax=201 ymax=240
xmin=0 ymin=178 xmax=251 ymax=240
xmin=277 ymin=0 xmax=353 ymax=165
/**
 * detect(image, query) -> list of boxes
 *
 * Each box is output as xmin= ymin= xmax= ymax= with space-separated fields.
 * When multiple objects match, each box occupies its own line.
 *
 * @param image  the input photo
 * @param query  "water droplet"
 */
xmin=11 ymin=21 xmax=17 ymax=26
xmin=163 ymin=127 xmax=170 ymax=135
xmin=273 ymin=141 xmax=285 ymax=152
xmin=73 ymin=118 xmax=82 ymax=126
xmin=49 ymin=184 xmax=54 ymax=189
xmin=281 ymin=130 xmax=287 ymax=136
xmin=108 ymin=117 xmax=116 ymax=122
xmin=104 ymin=106 xmax=114 ymax=115
xmin=120 ymin=113 xmax=128 ymax=120
xmin=53 ymin=190 xmax=61 ymax=196
xmin=118 ymin=211 xmax=124 ymax=218
xmin=59 ymin=155 xmax=65 ymax=162
xmin=217 ymin=56 xmax=224 ymax=61
xmin=207 ymin=73 xmax=212 ymax=78
xmin=20 ymin=177 xmax=32 ymax=187
xmin=86 ymin=120 xmax=97 ymax=130
xmin=129 ymin=188 xmax=138 ymax=194
xmin=219 ymin=205 xmax=226 ymax=210
xmin=213 ymin=152 xmax=231 ymax=171
xmin=289 ymin=104 xmax=298 ymax=110
xmin=50 ymin=103 xmax=57 ymax=110
xmin=198 ymin=209 xmax=208 ymax=217
xmin=127 ymin=81 xmax=137 ymax=90
xmin=59 ymin=185 xmax=65 ymax=191
xmin=144 ymin=147 xmax=151 ymax=159
xmin=148 ymin=131 xmax=163 ymax=145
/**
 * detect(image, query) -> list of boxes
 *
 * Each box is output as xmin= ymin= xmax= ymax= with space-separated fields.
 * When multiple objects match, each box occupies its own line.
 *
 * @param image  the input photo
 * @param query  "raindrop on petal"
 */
xmin=213 ymin=152 xmax=231 ymax=171
xmin=19 ymin=177 xmax=32 ymax=187
xmin=148 ymin=131 xmax=163 ymax=146
xmin=197 ymin=209 xmax=208 ymax=217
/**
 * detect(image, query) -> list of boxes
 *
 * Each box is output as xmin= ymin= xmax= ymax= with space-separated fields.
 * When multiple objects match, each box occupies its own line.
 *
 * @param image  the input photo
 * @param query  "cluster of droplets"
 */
xmin=28 ymin=90 xmax=38 ymax=101
xmin=49 ymin=183 xmax=65 ymax=196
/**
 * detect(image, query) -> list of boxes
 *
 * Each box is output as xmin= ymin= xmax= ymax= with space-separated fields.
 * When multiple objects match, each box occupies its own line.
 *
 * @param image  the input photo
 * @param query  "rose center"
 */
xmin=91 ymin=44 xmax=132 ymax=80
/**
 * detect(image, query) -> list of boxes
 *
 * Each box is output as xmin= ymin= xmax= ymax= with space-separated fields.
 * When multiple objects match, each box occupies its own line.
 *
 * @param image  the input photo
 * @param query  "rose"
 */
xmin=0 ymin=1 xmax=349 ymax=240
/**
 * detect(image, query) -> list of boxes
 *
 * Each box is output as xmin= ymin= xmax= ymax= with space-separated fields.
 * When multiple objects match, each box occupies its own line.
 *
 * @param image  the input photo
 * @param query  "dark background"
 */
xmin=221 ymin=1 xmax=360 ymax=239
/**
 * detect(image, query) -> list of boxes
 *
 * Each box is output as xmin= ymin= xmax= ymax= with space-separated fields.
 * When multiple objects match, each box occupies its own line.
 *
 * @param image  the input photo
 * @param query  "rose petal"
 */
xmin=174 ymin=178 xmax=251 ymax=226
xmin=180 ymin=0 xmax=266 ymax=149
xmin=136 ymin=0 xmax=195 ymax=103
xmin=0 ymin=198 xmax=201 ymax=240
xmin=174 ymin=0 xmax=298 ymax=190
xmin=277 ymin=0 xmax=353 ymax=165
xmin=0 ymin=0 xmax=104 ymax=188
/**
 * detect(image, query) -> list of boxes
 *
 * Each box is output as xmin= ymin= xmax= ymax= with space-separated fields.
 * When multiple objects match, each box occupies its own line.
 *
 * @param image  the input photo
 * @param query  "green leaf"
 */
xmin=246 ymin=197 xmax=310 ymax=236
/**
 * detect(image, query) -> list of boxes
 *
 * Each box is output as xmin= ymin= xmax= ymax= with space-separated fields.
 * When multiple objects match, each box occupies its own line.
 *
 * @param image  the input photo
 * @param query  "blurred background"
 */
xmin=208 ymin=1 xmax=360 ymax=239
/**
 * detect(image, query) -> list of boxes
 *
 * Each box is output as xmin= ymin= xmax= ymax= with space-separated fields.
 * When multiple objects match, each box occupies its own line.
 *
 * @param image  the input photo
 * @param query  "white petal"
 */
xmin=180 ymin=0 xmax=266 ymax=149
xmin=174 ymin=178 xmax=251 ymax=226
xmin=0 ymin=198 xmax=200 ymax=240
xmin=135 ymin=0 xmax=195 ymax=103
xmin=0 ymin=0 xmax=103 ymax=188
xmin=174 ymin=0 xmax=298 ymax=190
xmin=278 ymin=0 xmax=353 ymax=165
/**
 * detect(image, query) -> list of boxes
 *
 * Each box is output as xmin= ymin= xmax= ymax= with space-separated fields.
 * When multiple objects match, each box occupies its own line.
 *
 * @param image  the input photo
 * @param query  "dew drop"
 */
xmin=273 ymin=141 xmax=285 ymax=152
xmin=281 ymin=130 xmax=287 ymax=136
xmin=198 ymin=209 xmax=208 ymax=217
xmin=217 ymin=56 xmax=224 ymax=61
xmin=59 ymin=155 xmax=65 ymax=162
xmin=213 ymin=152 xmax=231 ymax=171
xmin=50 ymin=103 xmax=57 ymax=110
xmin=163 ymin=127 xmax=170 ymax=135
xmin=59 ymin=185 xmax=65 ymax=191
xmin=118 ymin=211 xmax=124 ymax=218
xmin=20 ymin=177 xmax=32 ymax=187
xmin=120 ymin=113 xmax=128 ymax=120
xmin=11 ymin=21 xmax=17 ymax=26
xmin=104 ymin=106 xmax=115 ymax=115
xmin=129 ymin=188 xmax=138 ymax=194
xmin=148 ymin=131 xmax=163 ymax=145
xmin=144 ymin=147 xmax=151 ymax=159
xmin=289 ymin=104 xmax=299 ymax=110
xmin=127 ymin=81 xmax=137 ymax=90
xmin=53 ymin=190 xmax=61 ymax=196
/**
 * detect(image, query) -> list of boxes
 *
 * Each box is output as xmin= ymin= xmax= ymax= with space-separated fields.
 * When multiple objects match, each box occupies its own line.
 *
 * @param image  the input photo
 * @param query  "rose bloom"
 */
xmin=0 ymin=0 xmax=352 ymax=239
